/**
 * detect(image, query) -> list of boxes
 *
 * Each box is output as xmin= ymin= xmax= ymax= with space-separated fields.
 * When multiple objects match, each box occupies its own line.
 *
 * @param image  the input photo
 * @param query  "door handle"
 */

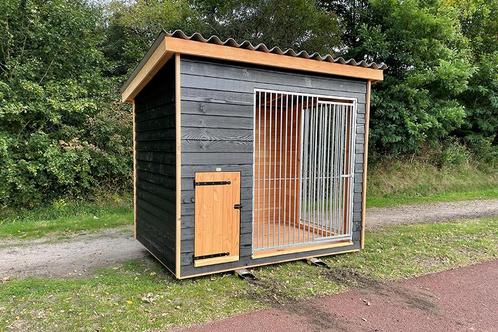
xmin=234 ymin=204 xmax=242 ymax=210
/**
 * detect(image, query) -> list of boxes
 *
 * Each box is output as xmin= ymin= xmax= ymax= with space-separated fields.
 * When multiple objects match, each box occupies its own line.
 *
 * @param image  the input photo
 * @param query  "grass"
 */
xmin=0 ymin=159 xmax=496 ymax=240
xmin=367 ymin=159 xmax=498 ymax=207
xmin=0 ymin=195 xmax=133 ymax=239
xmin=0 ymin=216 xmax=496 ymax=331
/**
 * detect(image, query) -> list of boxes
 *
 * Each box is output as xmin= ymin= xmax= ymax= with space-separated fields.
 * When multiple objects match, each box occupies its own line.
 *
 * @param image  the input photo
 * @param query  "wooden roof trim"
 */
xmin=122 ymin=35 xmax=384 ymax=102
xmin=121 ymin=36 xmax=172 ymax=102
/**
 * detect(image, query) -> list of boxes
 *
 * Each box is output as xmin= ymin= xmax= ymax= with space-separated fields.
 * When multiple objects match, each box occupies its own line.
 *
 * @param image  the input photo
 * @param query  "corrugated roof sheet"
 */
xmin=166 ymin=30 xmax=387 ymax=70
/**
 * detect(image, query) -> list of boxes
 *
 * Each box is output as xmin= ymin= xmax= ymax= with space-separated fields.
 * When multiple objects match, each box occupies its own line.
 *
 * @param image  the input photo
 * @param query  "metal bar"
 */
xmin=297 ymin=95 xmax=302 ymax=244
xmin=325 ymin=103 xmax=331 ymax=234
xmin=273 ymin=92 xmax=277 ymax=247
xmin=340 ymin=104 xmax=346 ymax=235
xmin=283 ymin=93 xmax=289 ymax=246
xmin=306 ymin=96 xmax=313 ymax=243
xmin=328 ymin=104 xmax=335 ymax=234
xmin=289 ymin=94 xmax=295 ymax=245
xmin=257 ymin=90 xmax=261 ymax=249
xmin=322 ymin=102 xmax=330 ymax=237
xmin=333 ymin=104 xmax=339 ymax=234
xmin=311 ymin=95 xmax=318 ymax=243
xmin=317 ymin=101 xmax=324 ymax=238
xmin=264 ymin=92 xmax=269 ymax=248
xmin=278 ymin=93 xmax=283 ymax=246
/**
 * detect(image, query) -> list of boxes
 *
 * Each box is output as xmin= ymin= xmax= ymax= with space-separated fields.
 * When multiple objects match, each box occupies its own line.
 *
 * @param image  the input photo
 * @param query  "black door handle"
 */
xmin=234 ymin=204 xmax=242 ymax=210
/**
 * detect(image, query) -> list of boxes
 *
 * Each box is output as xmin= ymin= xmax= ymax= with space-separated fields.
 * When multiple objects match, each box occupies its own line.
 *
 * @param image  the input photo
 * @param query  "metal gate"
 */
xmin=253 ymin=89 xmax=356 ymax=252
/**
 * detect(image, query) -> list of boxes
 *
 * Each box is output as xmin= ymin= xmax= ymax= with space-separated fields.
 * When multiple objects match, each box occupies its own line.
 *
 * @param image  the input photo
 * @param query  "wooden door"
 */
xmin=194 ymin=172 xmax=240 ymax=267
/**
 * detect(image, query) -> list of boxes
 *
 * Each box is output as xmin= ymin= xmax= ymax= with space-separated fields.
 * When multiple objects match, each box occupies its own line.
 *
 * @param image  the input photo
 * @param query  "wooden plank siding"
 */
xmin=179 ymin=56 xmax=367 ymax=277
xmin=135 ymin=58 xmax=177 ymax=273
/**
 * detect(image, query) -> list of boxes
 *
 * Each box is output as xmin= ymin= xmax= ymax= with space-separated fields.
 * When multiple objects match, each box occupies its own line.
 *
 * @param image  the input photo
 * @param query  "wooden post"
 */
xmin=132 ymin=101 xmax=137 ymax=239
xmin=360 ymin=80 xmax=371 ymax=249
xmin=175 ymin=53 xmax=182 ymax=277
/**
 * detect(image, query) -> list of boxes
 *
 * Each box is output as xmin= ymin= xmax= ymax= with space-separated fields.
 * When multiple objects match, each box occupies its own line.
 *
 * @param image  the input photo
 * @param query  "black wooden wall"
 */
xmin=179 ymin=56 xmax=367 ymax=277
xmin=135 ymin=58 xmax=177 ymax=273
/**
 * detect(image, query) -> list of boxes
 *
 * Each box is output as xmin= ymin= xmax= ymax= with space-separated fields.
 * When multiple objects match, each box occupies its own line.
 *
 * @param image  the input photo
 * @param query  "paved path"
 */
xmin=182 ymin=260 xmax=498 ymax=332
xmin=1 ymin=199 xmax=497 ymax=278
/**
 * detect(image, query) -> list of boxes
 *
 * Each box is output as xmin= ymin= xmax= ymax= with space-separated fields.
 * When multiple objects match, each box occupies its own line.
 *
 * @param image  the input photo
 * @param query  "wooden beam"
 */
xmin=121 ymin=36 xmax=172 ymax=103
xmin=194 ymin=255 xmax=239 ymax=268
xmin=252 ymin=240 xmax=354 ymax=259
xmin=164 ymin=37 xmax=384 ymax=82
xmin=132 ymin=101 xmax=137 ymax=239
xmin=360 ymin=80 xmax=372 ymax=249
xmin=175 ymin=53 xmax=182 ymax=278
xmin=121 ymin=35 xmax=384 ymax=103
xmin=180 ymin=248 xmax=359 ymax=280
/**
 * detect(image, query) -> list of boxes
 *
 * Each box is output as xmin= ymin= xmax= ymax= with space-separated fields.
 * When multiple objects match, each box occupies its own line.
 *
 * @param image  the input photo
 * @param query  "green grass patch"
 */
xmin=367 ymin=159 xmax=498 ymax=207
xmin=0 ymin=195 xmax=133 ymax=239
xmin=1 ymin=216 xmax=496 ymax=331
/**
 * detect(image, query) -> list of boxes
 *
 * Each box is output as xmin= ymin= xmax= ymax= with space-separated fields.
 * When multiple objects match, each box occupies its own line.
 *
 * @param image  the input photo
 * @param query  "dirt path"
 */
xmin=0 ymin=199 xmax=497 ymax=278
xmin=367 ymin=198 xmax=498 ymax=228
xmin=181 ymin=260 xmax=498 ymax=332
xmin=0 ymin=227 xmax=147 ymax=278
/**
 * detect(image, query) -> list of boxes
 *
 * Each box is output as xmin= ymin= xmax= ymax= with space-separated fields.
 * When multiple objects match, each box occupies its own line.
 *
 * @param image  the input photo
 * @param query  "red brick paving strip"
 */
xmin=181 ymin=260 xmax=498 ymax=332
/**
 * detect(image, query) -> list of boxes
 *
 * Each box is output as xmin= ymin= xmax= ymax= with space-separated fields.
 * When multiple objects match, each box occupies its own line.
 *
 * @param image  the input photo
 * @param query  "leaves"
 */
xmin=0 ymin=0 xmax=131 ymax=207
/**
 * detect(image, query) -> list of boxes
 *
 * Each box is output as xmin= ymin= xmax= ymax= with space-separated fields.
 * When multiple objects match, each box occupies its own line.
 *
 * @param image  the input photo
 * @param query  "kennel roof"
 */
xmin=121 ymin=30 xmax=386 ymax=102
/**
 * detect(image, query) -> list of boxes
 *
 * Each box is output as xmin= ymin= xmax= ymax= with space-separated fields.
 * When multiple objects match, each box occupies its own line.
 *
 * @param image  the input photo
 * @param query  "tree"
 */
xmin=103 ymin=0 xmax=204 ymax=77
xmin=448 ymin=0 xmax=498 ymax=160
xmin=322 ymin=0 xmax=475 ymax=155
xmin=0 ymin=0 xmax=131 ymax=207
xmin=191 ymin=0 xmax=342 ymax=55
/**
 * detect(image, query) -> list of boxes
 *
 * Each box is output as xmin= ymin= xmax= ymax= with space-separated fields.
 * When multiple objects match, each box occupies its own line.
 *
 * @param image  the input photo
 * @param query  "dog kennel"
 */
xmin=121 ymin=30 xmax=385 ymax=279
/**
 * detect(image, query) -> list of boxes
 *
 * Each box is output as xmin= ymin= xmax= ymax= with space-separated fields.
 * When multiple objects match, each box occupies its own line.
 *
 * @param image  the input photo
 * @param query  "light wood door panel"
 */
xmin=194 ymin=172 xmax=240 ymax=265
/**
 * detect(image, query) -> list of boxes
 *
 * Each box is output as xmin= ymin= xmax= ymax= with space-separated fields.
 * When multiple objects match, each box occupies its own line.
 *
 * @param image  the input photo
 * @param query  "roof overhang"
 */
xmin=121 ymin=32 xmax=384 ymax=103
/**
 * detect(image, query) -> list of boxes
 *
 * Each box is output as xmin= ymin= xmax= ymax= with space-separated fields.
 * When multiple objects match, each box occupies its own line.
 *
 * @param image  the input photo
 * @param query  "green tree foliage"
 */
xmin=0 ymin=0 xmax=131 ymax=207
xmin=103 ymin=0 xmax=204 ymax=77
xmin=190 ymin=0 xmax=342 ymax=54
xmin=449 ymin=0 xmax=498 ymax=161
xmin=0 ymin=0 xmax=496 ymax=207
xmin=321 ymin=0 xmax=475 ymax=155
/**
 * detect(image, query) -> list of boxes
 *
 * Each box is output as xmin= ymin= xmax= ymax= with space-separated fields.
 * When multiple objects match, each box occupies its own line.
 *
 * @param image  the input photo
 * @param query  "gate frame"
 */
xmin=251 ymin=88 xmax=358 ymax=255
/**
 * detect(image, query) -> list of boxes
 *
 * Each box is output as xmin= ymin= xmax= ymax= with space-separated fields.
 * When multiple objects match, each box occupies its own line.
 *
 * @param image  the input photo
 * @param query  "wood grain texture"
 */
xmin=194 ymin=172 xmax=240 ymax=266
xmin=361 ymin=80 xmax=371 ymax=249
xmin=175 ymin=53 xmax=182 ymax=277
xmin=179 ymin=57 xmax=368 ymax=277
xmin=134 ymin=57 xmax=177 ymax=273
xmin=165 ymin=37 xmax=383 ymax=81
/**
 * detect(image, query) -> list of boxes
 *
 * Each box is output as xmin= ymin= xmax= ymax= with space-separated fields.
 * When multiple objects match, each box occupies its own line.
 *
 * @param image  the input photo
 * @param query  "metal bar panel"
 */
xmin=253 ymin=89 xmax=355 ymax=251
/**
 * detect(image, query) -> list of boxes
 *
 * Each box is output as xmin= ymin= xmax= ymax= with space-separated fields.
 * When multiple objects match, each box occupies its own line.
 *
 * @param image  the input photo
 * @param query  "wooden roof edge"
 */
xmin=121 ymin=34 xmax=384 ymax=103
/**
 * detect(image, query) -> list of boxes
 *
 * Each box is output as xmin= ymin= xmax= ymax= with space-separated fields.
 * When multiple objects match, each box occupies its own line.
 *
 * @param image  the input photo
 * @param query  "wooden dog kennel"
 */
xmin=121 ymin=30 xmax=385 ymax=279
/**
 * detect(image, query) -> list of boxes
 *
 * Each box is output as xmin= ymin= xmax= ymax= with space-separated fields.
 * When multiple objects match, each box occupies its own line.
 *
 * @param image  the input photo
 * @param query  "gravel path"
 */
xmin=1 ymin=199 xmax=497 ymax=279
xmin=367 ymin=198 xmax=498 ymax=228
xmin=181 ymin=260 xmax=498 ymax=332
xmin=0 ymin=227 xmax=147 ymax=278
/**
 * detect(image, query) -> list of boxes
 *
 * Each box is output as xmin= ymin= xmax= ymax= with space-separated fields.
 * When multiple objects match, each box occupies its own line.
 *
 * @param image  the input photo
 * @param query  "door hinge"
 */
xmin=233 ymin=203 xmax=242 ymax=210
xmin=194 ymin=252 xmax=230 ymax=260
xmin=194 ymin=180 xmax=231 ymax=187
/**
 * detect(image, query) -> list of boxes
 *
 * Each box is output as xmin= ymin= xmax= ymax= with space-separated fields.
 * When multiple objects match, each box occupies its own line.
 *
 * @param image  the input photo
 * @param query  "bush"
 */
xmin=0 ymin=0 xmax=131 ymax=208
